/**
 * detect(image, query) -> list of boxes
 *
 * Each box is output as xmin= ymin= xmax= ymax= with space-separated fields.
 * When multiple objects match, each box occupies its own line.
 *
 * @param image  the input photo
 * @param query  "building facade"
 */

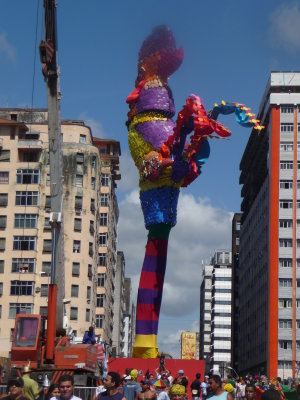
xmin=238 ymin=72 xmax=300 ymax=378
xmin=0 ymin=108 xmax=121 ymax=356
xmin=200 ymin=250 xmax=232 ymax=376
xmin=231 ymin=213 xmax=242 ymax=373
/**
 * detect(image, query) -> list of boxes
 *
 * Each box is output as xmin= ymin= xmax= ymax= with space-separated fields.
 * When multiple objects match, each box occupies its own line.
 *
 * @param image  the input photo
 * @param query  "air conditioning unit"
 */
xmin=35 ymin=287 xmax=41 ymax=293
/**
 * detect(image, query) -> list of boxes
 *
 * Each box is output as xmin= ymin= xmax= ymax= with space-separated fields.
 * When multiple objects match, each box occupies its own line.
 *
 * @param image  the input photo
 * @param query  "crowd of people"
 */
xmin=1 ymin=367 xmax=300 ymax=400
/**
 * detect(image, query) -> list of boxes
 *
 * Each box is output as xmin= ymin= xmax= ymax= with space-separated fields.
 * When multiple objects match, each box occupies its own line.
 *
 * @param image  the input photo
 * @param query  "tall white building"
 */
xmin=200 ymin=250 xmax=232 ymax=375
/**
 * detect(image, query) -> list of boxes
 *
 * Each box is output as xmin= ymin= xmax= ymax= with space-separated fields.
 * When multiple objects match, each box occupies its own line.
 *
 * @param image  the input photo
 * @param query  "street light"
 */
xmin=227 ymin=366 xmax=239 ymax=378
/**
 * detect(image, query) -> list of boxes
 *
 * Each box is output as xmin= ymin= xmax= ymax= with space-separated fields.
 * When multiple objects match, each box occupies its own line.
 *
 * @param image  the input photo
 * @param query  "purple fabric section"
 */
xmin=137 ymin=288 xmax=162 ymax=306
xmin=136 ymin=319 xmax=159 ymax=335
xmin=136 ymin=119 xmax=175 ymax=149
xmin=136 ymin=87 xmax=175 ymax=116
xmin=142 ymin=254 xmax=167 ymax=274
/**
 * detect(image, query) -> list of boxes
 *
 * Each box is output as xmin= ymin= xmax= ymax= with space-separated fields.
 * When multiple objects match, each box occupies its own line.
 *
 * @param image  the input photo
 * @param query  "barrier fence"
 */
xmin=0 ymin=385 xmax=96 ymax=400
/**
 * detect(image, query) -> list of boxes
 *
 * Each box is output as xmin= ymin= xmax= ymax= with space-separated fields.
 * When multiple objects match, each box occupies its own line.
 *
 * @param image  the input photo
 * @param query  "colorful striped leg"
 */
xmin=132 ymin=223 xmax=172 ymax=358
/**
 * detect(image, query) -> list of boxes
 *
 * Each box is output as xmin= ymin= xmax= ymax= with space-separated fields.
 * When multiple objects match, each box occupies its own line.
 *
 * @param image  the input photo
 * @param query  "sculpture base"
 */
xmin=132 ymin=334 xmax=158 ymax=358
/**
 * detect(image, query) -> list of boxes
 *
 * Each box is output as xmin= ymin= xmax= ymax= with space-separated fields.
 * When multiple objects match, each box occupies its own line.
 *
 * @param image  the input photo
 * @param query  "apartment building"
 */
xmin=238 ymin=72 xmax=300 ymax=378
xmin=0 ymin=108 xmax=121 ymax=356
xmin=200 ymin=250 xmax=232 ymax=376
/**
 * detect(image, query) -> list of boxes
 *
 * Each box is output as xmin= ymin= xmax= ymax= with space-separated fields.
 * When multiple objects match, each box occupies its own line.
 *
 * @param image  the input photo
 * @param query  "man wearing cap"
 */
xmin=1 ymin=377 xmax=28 ymax=400
xmin=122 ymin=370 xmax=141 ymax=400
xmin=136 ymin=381 xmax=156 ymax=400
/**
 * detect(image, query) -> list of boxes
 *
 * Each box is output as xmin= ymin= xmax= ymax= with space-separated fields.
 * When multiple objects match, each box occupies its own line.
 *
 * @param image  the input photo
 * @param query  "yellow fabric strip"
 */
xmin=133 ymin=334 xmax=158 ymax=358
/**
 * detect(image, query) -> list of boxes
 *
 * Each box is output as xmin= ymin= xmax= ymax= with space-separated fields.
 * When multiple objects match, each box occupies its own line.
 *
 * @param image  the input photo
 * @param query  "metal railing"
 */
xmin=0 ymin=385 xmax=97 ymax=400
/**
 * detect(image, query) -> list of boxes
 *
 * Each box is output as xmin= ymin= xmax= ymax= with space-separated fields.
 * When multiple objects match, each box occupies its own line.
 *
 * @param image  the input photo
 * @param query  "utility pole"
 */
xmin=39 ymin=0 xmax=64 ymax=341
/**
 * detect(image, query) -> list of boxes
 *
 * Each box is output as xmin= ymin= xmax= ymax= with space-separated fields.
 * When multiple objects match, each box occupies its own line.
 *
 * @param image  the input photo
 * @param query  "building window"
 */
xmin=16 ymin=191 xmax=39 ymax=206
xmin=100 ymin=193 xmax=109 ymax=207
xmin=74 ymin=218 xmax=82 ymax=232
xmin=46 ymin=174 xmax=50 ymax=186
xmin=9 ymin=303 xmax=33 ymax=318
xmin=235 ymin=237 xmax=240 ymax=246
xmin=279 ymin=340 xmax=292 ymax=350
xmin=12 ymin=258 xmax=36 ymax=273
xmin=100 ymin=213 xmax=108 ymax=226
xmin=22 ymin=151 xmax=39 ymax=162
xmin=70 ymin=307 xmax=78 ymax=320
xmin=98 ymin=253 xmax=106 ymax=266
xmin=95 ymin=314 xmax=104 ymax=328
xmin=280 ymin=180 xmax=293 ymax=189
xmin=40 ymin=306 xmax=48 ymax=317
xmin=72 ymin=262 xmax=80 ymax=277
xmin=279 ymin=220 xmax=293 ymax=228
xmin=101 ymin=174 xmax=110 ymax=187
xmin=96 ymin=294 xmax=105 ymax=308
xmin=44 ymin=217 xmax=51 ymax=231
xmin=45 ymin=196 xmax=51 ymax=212
xmin=40 ymin=284 xmax=48 ymax=297
xmin=279 ymin=299 xmax=292 ymax=308
xmin=75 ymin=175 xmax=83 ymax=188
xmin=89 ymin=242 xmax=94 ymax=257
xmin=297 ymin=280 xmax=300 ymax=288
xmin=280 ymin=161 xmax=293 ymax=170
xmin=76 ymin=153 xmax=84 ymax=164
xmin=71 ymin=285 xmax=79 ymax=297
xmin=13 ymin=236 xmax=36 ymax=251
xmin=90 ymin=221 xmax=94 ymax=235
xmin=87 ymin=286 xmax=91 ymax=301
xmin=281 ymin=123 xmax=294 ymax=132
xmin=91 ymin=156 xmax=97 ymax=168
xmin=79 ymin=135 xmax=86 ymax=144
xmin=10 ymin=281 xmax=34 ymax=296
xmin=0 ymin=282 xmax=2 ymax=295
xmin=86 ymin=309 xmax=90 ymax=322
xmin=99 ymin=233 xmax=107 ymax=246
xmin=281 ymin=105 xmax=294 ymax=114
xmin=279 ymin=200 xmax=293 ymax=209
xmin=91 ymin=177 xmax=96 ymax=190
xmin=97 ymin=273 xmax=105 ymax=287
xmin=280 ymin=143 xmax=293 ymax=151
xmin=279 ymin=239 xmax=293 ymax=248
xmin=297 ymin=320 xmax=300 ymax=329
xmin=73 ymin=240 xmax=81 ymax=253
xmin=88 ymin=264 xmax=92 ymax=278
xmin=42 ymin=261 xmax=51 ymax=274
xmin=0 ymin=172 xmax=9 ymax=184
xmin=0 ymin=150 xmax=10 ymax=162
xmin=278 ymin=361 xmax=292 ymax=369
xmin=14 ymin=214 xmax=38 ymax=228
xmin=279 ymin=258 xmax=292 ymax=268
xmin=16 ymin=169 xmax=40 ymax=184
xmin=279 ymin=320 xmax=292 ymax=328
xmin=0 ymin=194 xmax=8 ymax=207
xmin=0 ymin=216 xmax=7 ymax=229
xmin=43 ymin=239 xmax=52 ymax=253
xmin=90 ymin=198 xmax=95 ymax=213
xmin=75 ymin=195 xmax=82 ymax=211
xmin=0 ymin=260 xmax=4 ymax=273
xmin=0 ymin=238 xmax=6 ymax=251
xmin=279 ymin=278 xmax=293 ymax=287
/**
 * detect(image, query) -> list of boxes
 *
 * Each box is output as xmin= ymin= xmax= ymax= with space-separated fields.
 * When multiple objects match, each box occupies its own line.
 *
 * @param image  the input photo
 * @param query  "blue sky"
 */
xmin=1 ymin=0 xmax=300 ymax=357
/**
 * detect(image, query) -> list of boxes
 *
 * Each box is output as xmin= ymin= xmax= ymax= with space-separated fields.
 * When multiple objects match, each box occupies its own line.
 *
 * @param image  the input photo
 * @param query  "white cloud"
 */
xmin=0 ymin=32 xmax=17 ymax=64
xmin=117 ymin=153 xmax=139 ymax=193
xmin=269 ymin=3 xmax=300 ymax=52
xmin=78 ymin=112 xmax=105 ymax=138
xmin=118 ymin=191 xmax=232 ymax=316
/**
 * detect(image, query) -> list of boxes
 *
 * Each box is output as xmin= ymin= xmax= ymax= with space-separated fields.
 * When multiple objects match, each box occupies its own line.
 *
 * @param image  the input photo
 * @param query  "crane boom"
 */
xmin=39 ymin=0 xmax=64 ymax=359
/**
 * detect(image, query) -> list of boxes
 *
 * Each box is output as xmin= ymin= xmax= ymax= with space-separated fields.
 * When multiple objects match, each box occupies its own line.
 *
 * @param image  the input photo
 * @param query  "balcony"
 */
xmin=18 ymin=140 xmax=42 ymax=149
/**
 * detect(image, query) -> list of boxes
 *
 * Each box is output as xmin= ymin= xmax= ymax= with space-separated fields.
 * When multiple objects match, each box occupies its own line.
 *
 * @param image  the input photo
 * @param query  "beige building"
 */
xmin=0 ymin=108 xmax=121 ymax=356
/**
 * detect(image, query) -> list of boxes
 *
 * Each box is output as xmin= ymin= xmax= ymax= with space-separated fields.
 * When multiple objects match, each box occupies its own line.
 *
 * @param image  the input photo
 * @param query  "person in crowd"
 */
xmin=190 ymin=373 xmax=201 ymax=400
xmin=226 ymin=376 xmax=236 ymax=390
xmin=122 ymin=369 xmax=141 ymax=400
xmin=261 ymin=389 xmax=281 ymax=400
xmin=154 ymin=380 xmax=169 ymax=400
xmin=50 ymin=374 xmax=82 ymax=400
xmin=45 ymin=384 xmax=60 ymax=400
xmin=0 ymin=377 xmax=28 ymax=400
xmin=208 ymin=374 xmax=233 ymax=400
xmin=136 ymin=381 xmax=157 ymax=400
xmin=95 ymin=372 xmax=125 ymax=400
xmin=245 ymin=384 xmax=256 ymax=400
xmin=169 ymin=385 xmax=186 ymax=400
xmin=201 ymin=376 xmax=209 ymax=400
xmin=82 ymin=326 xmax=96 ymax=344
xmin=22 ymin=365 xmax=42 ymax=400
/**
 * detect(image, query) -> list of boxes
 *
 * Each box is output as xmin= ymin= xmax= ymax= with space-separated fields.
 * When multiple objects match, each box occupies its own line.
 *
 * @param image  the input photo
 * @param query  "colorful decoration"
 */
xmin=126 ymin=25 xmax=263 ymax=358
